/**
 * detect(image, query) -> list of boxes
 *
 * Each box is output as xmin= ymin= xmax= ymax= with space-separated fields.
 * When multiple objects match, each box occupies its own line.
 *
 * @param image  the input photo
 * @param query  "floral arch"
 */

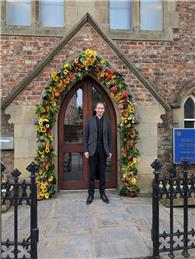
xmin=35 ymin=49 xmax=140 ymax=200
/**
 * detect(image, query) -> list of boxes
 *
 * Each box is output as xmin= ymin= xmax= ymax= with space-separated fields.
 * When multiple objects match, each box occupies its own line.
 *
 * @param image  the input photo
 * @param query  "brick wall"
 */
xmin=1 ymin=1 xmax=194 ymax=167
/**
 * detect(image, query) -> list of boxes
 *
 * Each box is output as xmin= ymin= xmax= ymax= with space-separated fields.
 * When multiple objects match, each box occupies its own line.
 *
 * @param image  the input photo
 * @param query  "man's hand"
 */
xmin=84 ymin=152 xmax=89 ymax=159
xmin=108 ymin=153 xmax=112 ymax=159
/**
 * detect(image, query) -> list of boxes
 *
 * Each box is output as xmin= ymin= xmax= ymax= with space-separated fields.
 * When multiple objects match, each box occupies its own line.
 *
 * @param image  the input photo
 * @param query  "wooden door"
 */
xmin=58 ymin=76 xmax=117 ymax=190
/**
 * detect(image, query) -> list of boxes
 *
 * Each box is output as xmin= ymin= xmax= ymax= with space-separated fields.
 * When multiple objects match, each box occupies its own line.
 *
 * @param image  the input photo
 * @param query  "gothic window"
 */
xmin=184 ymin=96 xmax=195 ymax=128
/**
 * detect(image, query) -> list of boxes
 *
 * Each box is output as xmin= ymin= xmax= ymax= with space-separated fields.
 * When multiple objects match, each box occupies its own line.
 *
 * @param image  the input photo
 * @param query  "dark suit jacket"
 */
xmin=83 ymin=116 xmax=112 ymax=157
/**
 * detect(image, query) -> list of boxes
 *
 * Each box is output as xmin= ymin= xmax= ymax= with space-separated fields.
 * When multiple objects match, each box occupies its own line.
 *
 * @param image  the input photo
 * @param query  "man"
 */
xmin=84 ymin=102 xmax=112 ymax=204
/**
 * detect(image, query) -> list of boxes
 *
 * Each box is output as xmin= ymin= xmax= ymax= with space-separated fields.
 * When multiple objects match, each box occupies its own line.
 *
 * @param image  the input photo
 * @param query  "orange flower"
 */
xmin=105 ymin=70 xmax=114 ymax=80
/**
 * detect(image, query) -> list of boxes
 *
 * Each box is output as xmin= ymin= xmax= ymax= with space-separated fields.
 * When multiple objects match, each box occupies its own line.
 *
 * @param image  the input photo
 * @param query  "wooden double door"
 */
xmin=58 ymin=76 xmax=117 ymax=190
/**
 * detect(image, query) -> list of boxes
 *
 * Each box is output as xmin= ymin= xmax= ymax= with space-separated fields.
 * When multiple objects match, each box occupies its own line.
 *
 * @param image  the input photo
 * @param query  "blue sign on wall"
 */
xmin=173 ymin=128 xmax=195 ymax=164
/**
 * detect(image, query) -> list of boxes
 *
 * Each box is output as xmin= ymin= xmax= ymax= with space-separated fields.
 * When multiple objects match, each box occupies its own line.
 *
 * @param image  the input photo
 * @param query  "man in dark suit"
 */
xmin=84 ymin=102 xmax=112 ymax=204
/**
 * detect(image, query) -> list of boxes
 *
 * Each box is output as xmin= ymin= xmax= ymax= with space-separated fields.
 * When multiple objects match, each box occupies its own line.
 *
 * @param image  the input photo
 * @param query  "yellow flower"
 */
xmin=63 ymin=63 xmax=69 ymax=69
xmin=57 ymin=81 xmax=64 ymax=89
xmin=63 ymin=69 xmax=69 ymax=75
xmin=133 ymin=157 xmax=138 ymax=164
xmin=36 ymin=178 xmax=41 ymax=185
xmin=100 ymin=60 xmax=106 ymax=65
xmin=131 ymin=177 xmax=137 ymax=185
xmin=81 ymin=60 xmax=87 ymax=66
xmin=49 ymin=135 xmax=54 ymax=141
xmin=38 ymin=193 xmax=44 ymax=200
xmin=41 ymin=186 xmax=47 ymax=193
xmin=51 ymin=72 xmax=58 ymax=81
xmin=88 ymin=56 xmax=96 ymax=64
xmin=38 ymin=169 xmax=43 ymax=175
xmin=39 ymin=118 xmax=48 ymax=126
xmin=37 ymin=170 xmax=43 ymax=175
xmin=128 ymin=163 xmax=133 ymax=169
xmin=45 ymin=193 xmax=49 ymax=199
xmin=51 ymin=72 xmax=56 ymax=78
xmin=114 ymin=92 xmax=123 ymax=102
xmin=122 ymin=172 xmax=128 ymax=179
xmin=41 ymin=183 xmax=46 ymax=190
xmin=45 ymin=144 xmax=50 ymax=152
xmin=98 ymin=71 xmax=106 ymax=78
xmin=40 ymin=126 xmax=46 ymax=133
xmin=130 ymin=131 xmax=136 ymax=138
xmin=48 ymin=176 xmax=54 ymax=182
xmin=42 ymin=118 xmax=49 ymax=123
xmin=85 ymin=49 xmax=92 ymax=56
xmin=39 ymin=119 xmax=43 ymax=126
xmin=111 ymin=93 xmax=115 ymax=99
xmin=127 ymin=105 xmax=135 ymax=113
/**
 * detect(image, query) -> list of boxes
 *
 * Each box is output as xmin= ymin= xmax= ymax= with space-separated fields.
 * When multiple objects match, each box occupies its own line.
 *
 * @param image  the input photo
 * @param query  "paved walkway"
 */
xmin=2 ymin=190 xmax=195 ymax=259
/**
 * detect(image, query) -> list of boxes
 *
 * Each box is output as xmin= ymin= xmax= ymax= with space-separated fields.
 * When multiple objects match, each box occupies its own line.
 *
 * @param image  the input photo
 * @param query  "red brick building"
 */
xmin=1 ymin=1 xmax=195 ymax=195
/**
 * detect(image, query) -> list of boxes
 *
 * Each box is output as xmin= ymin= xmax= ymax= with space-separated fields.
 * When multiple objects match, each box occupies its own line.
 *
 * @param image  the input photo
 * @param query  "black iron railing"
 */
xmin=151 ymin=159 xmax=195 ymax=259
xmin=1 ymin=162 xmax=39 ymax=259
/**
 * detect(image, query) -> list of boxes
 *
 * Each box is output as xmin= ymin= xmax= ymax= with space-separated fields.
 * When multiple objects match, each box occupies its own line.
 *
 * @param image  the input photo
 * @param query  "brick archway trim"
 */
xmin=1 ymin=13 xmax=170 ymax=111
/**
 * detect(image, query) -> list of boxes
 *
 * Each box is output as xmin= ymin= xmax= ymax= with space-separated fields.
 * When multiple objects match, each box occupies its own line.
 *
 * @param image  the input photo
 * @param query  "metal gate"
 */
xmin=151 ymin=159 xmax=195 ymax=259
xmin=1 ymin=162 xmax=39 ymax=259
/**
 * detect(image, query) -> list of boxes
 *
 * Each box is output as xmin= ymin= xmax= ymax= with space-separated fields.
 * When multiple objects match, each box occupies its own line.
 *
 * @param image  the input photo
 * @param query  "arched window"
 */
xmin=184 ymin=96 xmax=195 ymax=128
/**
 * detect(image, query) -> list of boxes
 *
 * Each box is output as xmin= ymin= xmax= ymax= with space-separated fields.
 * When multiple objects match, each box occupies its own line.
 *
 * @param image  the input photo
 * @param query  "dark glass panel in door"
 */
xmin=64 ymin=152 xmax=83 ymax=181
xmin=64 ymin=88 xmax=83 ymax=143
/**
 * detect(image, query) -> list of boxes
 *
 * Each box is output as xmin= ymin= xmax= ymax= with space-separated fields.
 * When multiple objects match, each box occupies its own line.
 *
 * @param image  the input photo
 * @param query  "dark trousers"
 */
xmin=88 ymin=143 xmax=107 ymax=195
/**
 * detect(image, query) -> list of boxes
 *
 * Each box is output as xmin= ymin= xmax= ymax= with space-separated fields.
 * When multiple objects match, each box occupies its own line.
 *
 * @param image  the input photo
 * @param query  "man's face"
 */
xmin=95 ymin=103 xmax=105 ymax=117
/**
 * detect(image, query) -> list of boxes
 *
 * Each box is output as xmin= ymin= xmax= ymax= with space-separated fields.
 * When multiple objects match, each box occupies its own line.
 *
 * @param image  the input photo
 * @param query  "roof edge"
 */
xmin=86 ymin=13 xmax=170 ymax=111
xmin=1 ymin=13 xmax=89 ymax=110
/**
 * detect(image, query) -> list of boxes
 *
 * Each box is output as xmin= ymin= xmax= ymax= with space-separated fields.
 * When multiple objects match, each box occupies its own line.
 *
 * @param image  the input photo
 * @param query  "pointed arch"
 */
xmin=35 ymin=49 xmax=139 ymax=199
xmin=172 ymin=80 xmax=195 ymax=108
xmin=184 ymin=96 xmax=195 ymax=128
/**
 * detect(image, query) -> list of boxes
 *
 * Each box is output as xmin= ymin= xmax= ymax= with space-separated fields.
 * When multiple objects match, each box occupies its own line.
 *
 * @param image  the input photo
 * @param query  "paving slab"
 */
xmin=1 ymin=190 xmax=195 ymax=259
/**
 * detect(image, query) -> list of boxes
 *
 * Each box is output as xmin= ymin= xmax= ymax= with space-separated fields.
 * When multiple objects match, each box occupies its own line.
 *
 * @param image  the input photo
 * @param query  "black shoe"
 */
xmin=86 ymin=194 xmax=94 ymax=205
xmin=100 ymin=193 xmax=109 ymax=204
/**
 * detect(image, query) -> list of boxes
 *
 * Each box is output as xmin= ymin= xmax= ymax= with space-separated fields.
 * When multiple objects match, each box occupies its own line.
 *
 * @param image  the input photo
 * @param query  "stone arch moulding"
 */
xmin=172 ymin=80 xmax=195 ymax=128
xmin=35 ymin=49 xmax=140 ymax=200
xmin=172 ymin=80 xmax=195 ymax=108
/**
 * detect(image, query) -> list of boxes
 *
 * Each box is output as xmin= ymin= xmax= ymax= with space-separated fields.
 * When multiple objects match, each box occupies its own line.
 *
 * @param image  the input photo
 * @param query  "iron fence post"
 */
xmin=181 ymin=159 xmax=190 ymax=258
xmin=168 ymin=166 xmax=175 ymax=259
xmin=11 ymin=169 xmax=21 ymax=259
xmin=27 ymin=162 xmax=39 ymax=259
xmin=0 ymin=162 xmax=6 ymax=250
xmin=151 ymin=159 xmax=163 ymax=259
